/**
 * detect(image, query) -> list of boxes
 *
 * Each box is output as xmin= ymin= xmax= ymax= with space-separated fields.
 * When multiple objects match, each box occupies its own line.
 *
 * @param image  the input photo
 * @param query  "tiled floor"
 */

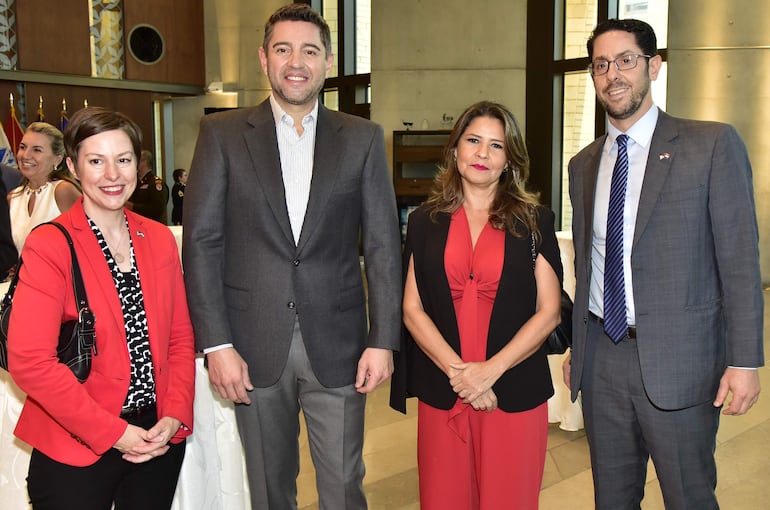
xmin=296 ymin=290 xmax=770 ymax=509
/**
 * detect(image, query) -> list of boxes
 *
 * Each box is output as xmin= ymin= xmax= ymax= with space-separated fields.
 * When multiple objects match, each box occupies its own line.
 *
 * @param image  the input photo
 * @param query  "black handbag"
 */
xmin=0 ymin=222 xmax=96 ymax=382
xmin=531 ymin=231 xmax=573 ymax=355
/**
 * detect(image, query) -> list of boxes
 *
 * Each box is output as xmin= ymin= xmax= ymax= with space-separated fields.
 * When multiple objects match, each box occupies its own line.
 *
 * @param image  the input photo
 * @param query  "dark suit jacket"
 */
xmin=568 ymin=110 xmax=764 ymax=410
xmin=183 ymin=100 xmax=401 ymax=388
xmin=390 ymin=206 xmax=561 ymax=413
xmin=0 ymin=175 xmax=17 ymax=277
xmin=9 ymin=200 xmax=195 ymax=466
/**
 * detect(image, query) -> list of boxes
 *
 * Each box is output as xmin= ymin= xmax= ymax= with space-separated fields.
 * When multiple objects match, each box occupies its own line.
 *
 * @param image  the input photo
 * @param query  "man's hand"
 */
xmin=714 ymin=367 xmax=761 ymax=415
xmin=355 ymin=348 xmax=394 ymax=394
xmin=562 ymin=352 xmax=572 ymax=390
xmin=206 ymin=347 xmax=254 ymax=404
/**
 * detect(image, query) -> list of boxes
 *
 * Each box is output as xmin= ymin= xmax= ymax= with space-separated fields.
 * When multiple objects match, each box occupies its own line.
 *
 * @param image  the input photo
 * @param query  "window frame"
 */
xmin=301 ymin=0 xmax=371 ymax=118
xmin=525 ymin=0 xmax=667 ymax=228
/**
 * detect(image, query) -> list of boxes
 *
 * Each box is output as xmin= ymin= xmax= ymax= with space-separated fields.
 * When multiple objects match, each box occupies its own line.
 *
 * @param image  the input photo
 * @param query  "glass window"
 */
xmin=561 ymin=71 xmax=597 ymax=230
xmin=313 ymin=0 xmax=371 ymax=117
xmin=564 ymin=2 xmax=598 ymax=59
xmin=618 ymin=0 xmax=668 ymax=47
xmin=355 ymin=0 xmax=371 ymax=74
xmin=322 ymin=1 xmax=339 ymax=78
xmin=323 ymin=89 xmax=339 ymax=111
xmin=557 ymin=0 xmax=668 ymax=228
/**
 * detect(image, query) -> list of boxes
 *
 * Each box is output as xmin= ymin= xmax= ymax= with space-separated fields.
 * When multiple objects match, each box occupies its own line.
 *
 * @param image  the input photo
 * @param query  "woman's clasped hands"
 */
xmin=449 ymin=360 xmax=502 ymax=412
xmin=113 ymin=416 xmax=182 ymax=463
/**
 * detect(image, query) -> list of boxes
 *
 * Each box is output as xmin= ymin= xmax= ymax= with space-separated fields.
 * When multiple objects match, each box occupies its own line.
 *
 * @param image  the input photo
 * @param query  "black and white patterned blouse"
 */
xmin=88 ymin=216 xmax=156 ymax=409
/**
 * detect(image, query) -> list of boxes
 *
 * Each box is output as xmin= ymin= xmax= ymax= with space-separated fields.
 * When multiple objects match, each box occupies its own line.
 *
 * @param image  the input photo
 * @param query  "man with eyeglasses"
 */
xmin=563 ymin=18 xmax=762 ymax=509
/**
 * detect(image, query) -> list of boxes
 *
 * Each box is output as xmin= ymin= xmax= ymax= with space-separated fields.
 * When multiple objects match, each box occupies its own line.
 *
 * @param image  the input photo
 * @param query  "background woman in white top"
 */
xmin=8 ymin=122 xmax=81 ymax=252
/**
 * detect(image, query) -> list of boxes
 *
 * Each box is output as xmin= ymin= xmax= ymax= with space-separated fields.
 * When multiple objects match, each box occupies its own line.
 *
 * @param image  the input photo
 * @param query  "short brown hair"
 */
xmin=263 ymin=4 xmax=332 ymax=58
xmin=63 ymin=107 xmax=143 ymax=164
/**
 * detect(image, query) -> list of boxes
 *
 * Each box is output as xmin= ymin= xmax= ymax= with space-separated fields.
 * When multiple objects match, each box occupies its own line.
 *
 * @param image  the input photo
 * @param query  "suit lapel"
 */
xmin=633 ymin=112 xmax=676 ymax=247
xmin=296 ymin=105 xmax=342 ymax=253
xmin=579 ymin=137 xmax=605 ymax=266
xmin=127 ymin=213 xmax=161 ymax=354
xmin=243 ymin=101 xmax=295 ymax=246
xmin=67 ymin=204 xmax=125 ymax=340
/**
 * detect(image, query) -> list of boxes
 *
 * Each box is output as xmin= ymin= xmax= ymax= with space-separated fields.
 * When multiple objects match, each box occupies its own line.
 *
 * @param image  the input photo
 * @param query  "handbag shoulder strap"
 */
xmin=1 ymin=258 xmax=22 ymax=307
xmin=42 ymin=222 xmax=90 ymax=311
xmin=4 ymin=222 xmax=91 ymax=312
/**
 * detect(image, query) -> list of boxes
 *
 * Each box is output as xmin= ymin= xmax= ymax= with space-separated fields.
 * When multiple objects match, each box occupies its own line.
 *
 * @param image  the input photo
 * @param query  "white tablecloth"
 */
xmin=546 ymin=231 xmax=583 ymax=431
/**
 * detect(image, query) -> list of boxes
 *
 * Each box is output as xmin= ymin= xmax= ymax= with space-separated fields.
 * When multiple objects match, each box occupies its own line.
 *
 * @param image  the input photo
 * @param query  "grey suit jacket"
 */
xmin=183 ymin=100 xmax=402 ymax=388
xmin=568 ymin=110 xmax=764 ymax=410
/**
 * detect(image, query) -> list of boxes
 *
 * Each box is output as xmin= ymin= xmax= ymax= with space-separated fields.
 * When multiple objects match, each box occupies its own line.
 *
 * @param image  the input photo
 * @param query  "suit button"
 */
xmin=292 ymin=259 xmax=300 ymax=266
xmin=287 ymin=301 xmax=296 ymax=309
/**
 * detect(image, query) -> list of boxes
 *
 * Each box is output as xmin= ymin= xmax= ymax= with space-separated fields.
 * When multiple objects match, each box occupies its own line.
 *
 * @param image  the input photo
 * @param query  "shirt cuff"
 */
xmin=203 ymin=343 xmax=234 ymax=354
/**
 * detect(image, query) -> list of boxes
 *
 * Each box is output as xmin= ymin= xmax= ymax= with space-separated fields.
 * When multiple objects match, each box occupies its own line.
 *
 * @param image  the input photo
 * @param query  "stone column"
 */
xmin=667 ymin=1 xmax=770 ymax=283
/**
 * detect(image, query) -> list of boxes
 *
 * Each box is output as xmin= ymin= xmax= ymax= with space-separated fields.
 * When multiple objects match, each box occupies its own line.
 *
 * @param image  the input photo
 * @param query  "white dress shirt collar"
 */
xmin=268 ymin=93 xmax=319 ymax=128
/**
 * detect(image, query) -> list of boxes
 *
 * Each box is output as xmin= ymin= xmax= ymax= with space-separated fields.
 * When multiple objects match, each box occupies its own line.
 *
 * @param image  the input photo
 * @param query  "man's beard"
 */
xmin=601 ymin=80 xmax=650 ymax=121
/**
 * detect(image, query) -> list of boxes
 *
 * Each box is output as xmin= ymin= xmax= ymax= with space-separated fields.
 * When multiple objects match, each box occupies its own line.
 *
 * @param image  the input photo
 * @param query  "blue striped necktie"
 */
xmin=604 ymin=134 xmax=629 ymax=343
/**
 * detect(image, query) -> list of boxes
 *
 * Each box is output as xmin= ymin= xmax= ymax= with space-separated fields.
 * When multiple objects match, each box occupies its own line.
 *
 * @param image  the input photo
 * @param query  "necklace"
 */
xmin=25 ymin=182 xmax=50 ymax=195
xmin=105 ymin=228 xmax=129 ymax=264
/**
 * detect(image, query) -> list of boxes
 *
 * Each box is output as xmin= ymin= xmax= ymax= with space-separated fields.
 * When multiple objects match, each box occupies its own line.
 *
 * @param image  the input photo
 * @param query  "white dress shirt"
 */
xmin=270 ymin=94 xmax=318 ymax=245
xmin=588 ymin=105 xmax=659 ymax=325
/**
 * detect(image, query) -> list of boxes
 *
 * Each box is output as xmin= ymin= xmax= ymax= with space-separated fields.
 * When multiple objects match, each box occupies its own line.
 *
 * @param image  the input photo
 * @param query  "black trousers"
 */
xmin=27 ymin=411 xmax=186 ymax=510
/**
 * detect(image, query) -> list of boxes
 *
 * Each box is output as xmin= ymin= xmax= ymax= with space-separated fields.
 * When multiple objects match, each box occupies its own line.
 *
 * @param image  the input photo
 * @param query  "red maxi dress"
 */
xmin=417 ymin=207 xmax=548 ymax=510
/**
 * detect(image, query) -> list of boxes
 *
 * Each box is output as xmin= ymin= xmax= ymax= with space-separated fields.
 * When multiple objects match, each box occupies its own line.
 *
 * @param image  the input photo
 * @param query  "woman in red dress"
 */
xmin=390 ymin=101 xmax=563 ymax=509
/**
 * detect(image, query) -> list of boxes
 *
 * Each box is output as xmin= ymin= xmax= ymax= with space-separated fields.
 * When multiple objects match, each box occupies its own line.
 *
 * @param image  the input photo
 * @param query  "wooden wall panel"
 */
xmin=124 ymin=0 xmax=205 ymax=86
xmin=23 ymin=84 xmax=155 ymax=151
xmin=16 ymin=0 xmax=91 ymax=75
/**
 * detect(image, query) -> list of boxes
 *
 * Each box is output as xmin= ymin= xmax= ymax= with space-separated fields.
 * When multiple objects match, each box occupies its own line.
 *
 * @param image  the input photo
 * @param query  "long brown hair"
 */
xmin=424 ymin=101 xmax=540 ymax=238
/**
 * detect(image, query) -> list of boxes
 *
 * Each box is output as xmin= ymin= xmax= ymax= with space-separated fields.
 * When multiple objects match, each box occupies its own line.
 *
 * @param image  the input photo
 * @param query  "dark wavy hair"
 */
xmin=63 ymin=107 xmax=143 ymax=165
xmin=424 ymin=101 xmax=541 ymax=238
xmin=587 ymin=18 xmax=658 ymax=60
xmin=263 ymin=4 xmax=332 ymax=58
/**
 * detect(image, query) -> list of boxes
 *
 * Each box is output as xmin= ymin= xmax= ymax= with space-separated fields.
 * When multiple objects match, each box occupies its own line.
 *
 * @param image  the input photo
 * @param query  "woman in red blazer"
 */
xmin=7 ymin=107 xmax=195 ymax=510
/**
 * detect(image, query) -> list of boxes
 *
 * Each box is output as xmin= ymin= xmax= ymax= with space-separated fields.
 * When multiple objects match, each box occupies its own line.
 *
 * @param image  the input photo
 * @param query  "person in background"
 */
xmin=171 ymin=168 xmax=186 ymax=226
xmin=8 ymin=106 xmax=195 ymax=510
xmin=0 ymin=162 xmax=22 ymax=193
xmin=0 ymin=176 xmax=16 ymax=280
xmin=390 ymin=101 xmax=562 ymax=510
xmin=564 ymin=18 xmax=763 ymax=509
xmin=127 ymin=149 xmax=168 ymax=224
xmin=182 ymin=4 xmax=401 ymax=509
xmin=8 ymin=122 xmax=81 ymax=252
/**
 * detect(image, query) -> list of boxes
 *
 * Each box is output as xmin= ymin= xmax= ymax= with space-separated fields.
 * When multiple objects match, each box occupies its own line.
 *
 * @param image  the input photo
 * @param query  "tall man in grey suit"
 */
xmin=563 ymin=19 xmax=763 ymax=509
xmin=182 ymin=5 xmax=401 ymax=509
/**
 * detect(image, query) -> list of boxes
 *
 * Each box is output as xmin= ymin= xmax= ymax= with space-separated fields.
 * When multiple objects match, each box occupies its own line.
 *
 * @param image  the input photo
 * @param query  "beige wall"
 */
xmin=203 ymin=0 xmax=287 ymax=105
xmin=164 ymin=0 xmax=289 ymax=174
xmin=666 ymin=1 xmax=770 ymax=282
xmin=370 ymin=0 xmax=528 ymax=166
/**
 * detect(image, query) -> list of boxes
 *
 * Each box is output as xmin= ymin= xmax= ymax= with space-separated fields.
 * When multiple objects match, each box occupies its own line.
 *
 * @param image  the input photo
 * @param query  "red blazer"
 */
xmin=8 ymin=199 xmax=195 ymax=466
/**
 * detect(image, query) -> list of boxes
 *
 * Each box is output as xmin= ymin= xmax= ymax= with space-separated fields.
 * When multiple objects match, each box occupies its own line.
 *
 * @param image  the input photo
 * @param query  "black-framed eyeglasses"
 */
xmin=588 ymin=54 xmax=653 ymax=76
